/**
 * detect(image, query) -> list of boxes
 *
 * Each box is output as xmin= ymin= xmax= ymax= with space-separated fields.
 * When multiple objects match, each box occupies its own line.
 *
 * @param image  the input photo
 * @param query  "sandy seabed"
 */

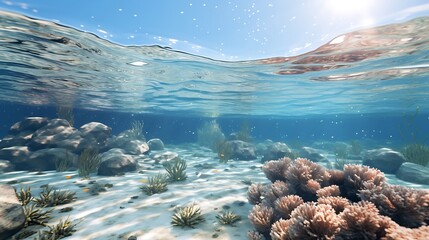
xmin=1 ymin=144 xmax=428 ymax=240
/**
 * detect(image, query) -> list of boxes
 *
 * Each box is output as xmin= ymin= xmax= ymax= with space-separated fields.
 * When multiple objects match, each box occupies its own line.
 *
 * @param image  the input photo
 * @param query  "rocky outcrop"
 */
xmin=261 ymin=142 xmax=292 ymax=162
xmin=300 ymin=146 xmax=327 ymax=162
xmin=226 ymin=140 xmax=257 ymax=160
xmin=396 ymin=162 xmax=429 ymax=185
xmin=97 ymin=148 xmax=137 ymax=176
xmin=362 ymin=148 xmax=405 ymax=174
xmin=0 ymin=184 xmax=25 ymax=239
xmin=148 ymin=138 xmax=164 ymax=151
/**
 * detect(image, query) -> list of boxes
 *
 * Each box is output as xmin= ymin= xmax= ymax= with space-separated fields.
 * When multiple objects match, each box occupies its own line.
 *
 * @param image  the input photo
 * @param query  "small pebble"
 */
xmin=222 ymin=205 xmax=231 ymax=210
xmin=128 ymin=236 xmax=137 ymax=240
xmin=120 ymin=206 xmax=125 ymax=209
xmin=212 ymin=233 xmax=219 ymax=238
xmin=131 ymin=196 xmax=139 ymax=199
xmin=88 ymin=180 xmax=96 ymax=184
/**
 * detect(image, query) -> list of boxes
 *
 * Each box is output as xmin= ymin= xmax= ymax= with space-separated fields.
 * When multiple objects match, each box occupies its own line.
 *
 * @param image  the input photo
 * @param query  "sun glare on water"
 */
xmin=327 ymin=0 xmax=376 ymax=27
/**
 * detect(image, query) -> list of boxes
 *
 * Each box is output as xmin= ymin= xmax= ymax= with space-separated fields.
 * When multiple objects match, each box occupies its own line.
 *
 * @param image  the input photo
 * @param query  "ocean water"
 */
xmin=1 ymin=9 xmax=429 ymax=240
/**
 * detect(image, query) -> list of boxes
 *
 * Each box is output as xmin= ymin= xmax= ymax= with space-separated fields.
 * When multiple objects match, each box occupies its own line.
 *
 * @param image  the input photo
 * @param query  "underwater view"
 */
xmin=1 ymin=1 xmax=429 ymax=240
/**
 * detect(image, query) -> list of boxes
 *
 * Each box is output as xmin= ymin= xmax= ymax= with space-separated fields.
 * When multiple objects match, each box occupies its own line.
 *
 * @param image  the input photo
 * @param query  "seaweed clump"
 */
xmin=34 ymin=185 xmax=76 ymax=207
xmin=247 ymin=157 xmax=429 ymax=240
xmin=37 ymin=218 xmax=79 ymax=240
xmin=163 ymin=157 xmax=187 ymax=181
xmin=140 ymin=173 xmax=168 ymax=195
xmin=171 ymin=204 xmax=205 ymax=228
xmin=216 ymin=211 xmax=242 ymax=226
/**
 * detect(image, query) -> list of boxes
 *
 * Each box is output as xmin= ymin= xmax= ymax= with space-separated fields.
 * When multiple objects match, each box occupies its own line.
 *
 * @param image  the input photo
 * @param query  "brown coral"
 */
xmin=262 ymin=157 xmax=292 ymax=182
xmin=248 ymin=183 xmax=265 ymax=205
xmin=316 ymin=185 xmax=341 ymax=198
xmin=285 ymin=158 xmax=331 ymax=201
xmin=247 ymin=230 xmax=266 ymax=240
xmin=286 ymin=202 xmax=341 ymax=240
xmin=328 ymin=169 xmax=345 ymax=186
xmin=383 ymin=225 xmax=429 ymax=240
xmin=317 ymin=196 xmax=350 ymax=214
xmin=274 ymin=195 xmax=304 ymax=220
xmin=342 ymin=164 xmax=385 ymax=202
xmin=249 ymin=204 xmax=274 ymax=233
xmin=359 ymin=183 xmax=429 ymax=228
xmin=270 ymin=219 xmax=290 ymax=240
xmin=338 ymin=201 xmax=394 ymax=239
xmin=261 ymin=181 xmax=292 ymax=206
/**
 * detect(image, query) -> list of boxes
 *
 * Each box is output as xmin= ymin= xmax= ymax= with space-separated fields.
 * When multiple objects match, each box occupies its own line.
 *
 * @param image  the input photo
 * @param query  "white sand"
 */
xmin=1 ymin=144 xmax=269 ymax=240
xmin=2 ymin=144 xmax=428 ymax=240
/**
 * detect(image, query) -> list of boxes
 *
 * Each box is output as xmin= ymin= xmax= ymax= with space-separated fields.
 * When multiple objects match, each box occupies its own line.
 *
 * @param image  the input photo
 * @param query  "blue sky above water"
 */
xmin=2 ymin=0 xmax=429 ymax=60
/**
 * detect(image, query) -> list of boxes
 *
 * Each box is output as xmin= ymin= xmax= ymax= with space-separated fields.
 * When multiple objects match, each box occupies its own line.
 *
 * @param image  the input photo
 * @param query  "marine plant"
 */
xmin=77 ymin=148 xmax=101 ymax=179
xmin=140 ymin=173 xmax=168 ymax=195
xmin=24 ymin=204 xmax=52 ymax=227
xmin=16 ymin=186 xmax=33 ymax=206
xmin=171 ymin=204 xmax=205 ymax=228
xmin=216 ymin=140 xmax=233 ymax=163
xmin=36 ymin=217 xmax=78 ymax=240
xmin=235 ymin=120 xmax=253 ymax=142
xmin=216 ymin=211 xmax=241 ymax=226
xmin=401 ymin=143 xmax=429 ymax=166
xmin=55 ymin=150 xmax=73 ymax=172
xmin=350 ymin=140 xmax=362 ymax=155
xmin=129 ymin=120 xmax=145 ymax=140
xmin=56 ymin=104 xmax=74 ymax=127
xmin=34 ymin=185 xmax=76 ymax=207
xmin=163 ymin=157 xmax=187 ymax=181
xmin=196 ymin=119 xmax=225 ymax=151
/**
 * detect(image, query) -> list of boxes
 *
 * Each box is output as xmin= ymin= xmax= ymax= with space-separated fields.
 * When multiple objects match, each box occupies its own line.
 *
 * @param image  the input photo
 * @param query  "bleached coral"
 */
xmin=249 ymin=204 xmax=274 ymax=233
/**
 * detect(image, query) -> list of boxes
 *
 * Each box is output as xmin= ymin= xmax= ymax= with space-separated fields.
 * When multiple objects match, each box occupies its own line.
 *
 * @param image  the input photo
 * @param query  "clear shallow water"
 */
xmin=1 ymin=10 xmax=429 ymax=118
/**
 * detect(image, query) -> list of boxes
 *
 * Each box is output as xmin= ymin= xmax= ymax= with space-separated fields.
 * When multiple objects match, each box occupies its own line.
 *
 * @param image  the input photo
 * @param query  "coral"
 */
xmin=316 ymin=185 xmax=340 ymax=198
xmin=383 ymin=225 xmax=429 ymax=240
xmin=262 ymin=157 xmax=292 ymax=183
xmin=338 ymin=201 xmax=393 ymax=240
xmin=216 ymin=211 xmax=241 ymax=226
xmin=327 ymin=169 xmax=345 ymax=186
xmin=248 ymin=183 xmax=265 ymax=205
xmin=342 ymin=164 xmax=385 ymax=202
xmin=248 ymin=204 xmax=274 ymax=234
xmin=247 ymin=230 xmax=266 ymax=240
xmin=359 ymin=183 xmax=429 ymax=228
xmin=274 ymin=195 xmax=303 ymax=220
xmin=317 ymin=196 xmax=350 ymax=214
xmin=163 ymin=157 xmax=187 ymax=181
xmin=286 ymin=203 xmax=341 ymax=240
xmin=16 ymin=186 xmax=33 ymax=206
xmin=171 ymin=204 xmax=205 ymax=228
xmin=140 ymin=174 xmax=168 ymax=195
xmin=261 ymin=181 xmax=291 ymax=206
xmin=78 ymin=149 xmax=101 ymax=179
xmin=270 ymin=219 xmax=289 ymax=240
xmin=196 ymin=120 xmax=225 ymax=151
xmin=284 ymin=158 xmax=330 ymax=201
xmin=37 ymin=218 xmax=78 ymax=240
xmin=34 ymin=186 xmax=76 ymax=207
xmin=401 ymin=143 xmax=429 ymax=166
xmin=24 ymin=204 xmax=52 ymax=227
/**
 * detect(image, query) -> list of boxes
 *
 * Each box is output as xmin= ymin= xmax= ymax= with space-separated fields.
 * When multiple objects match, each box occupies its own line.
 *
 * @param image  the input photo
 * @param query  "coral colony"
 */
xmin=247 ymin=157 xmax=429 ymax=240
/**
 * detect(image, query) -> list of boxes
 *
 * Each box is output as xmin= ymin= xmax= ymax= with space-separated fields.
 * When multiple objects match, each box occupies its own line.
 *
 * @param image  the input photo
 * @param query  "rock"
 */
xmin=0 ymin=184 xmax=25 ymax=239
xmin=98 ymin=148 xmax=136 ymax=176
xmin=396 ymin=162 xmax=429 ymax=185
xmin=362 ymin=148 xmax=405 ymax=174
xmin=0 ymin=146 xmax=30 ymax=162
xmin=106 ymin=136 xmax=149 ymax=155
xmin=300 ymin=147 xmax=327 ymax=162
xmin=8 ymin=117 xmax=49 ymax=134
xmin=0 ymin=160 xmax=14 ymax=173
xmin=148 ymin=138 xmax=164 ymax=151
xmin=27 ymin=118 xmax=82 ymax=152
xmin=261 ymin=142 xmax=292 ymax=162
xmin=24 ymin=148 xmax=78 ymax=171
xmin=79 ymin=122 xmax=111 ymax=147
xmin=151 ymin=151 xmax=179 ymax=164
xmin=0 ymin=131 xmax=34 ymax=148
xmin=226 ymin=140 xmax=257 ymax=160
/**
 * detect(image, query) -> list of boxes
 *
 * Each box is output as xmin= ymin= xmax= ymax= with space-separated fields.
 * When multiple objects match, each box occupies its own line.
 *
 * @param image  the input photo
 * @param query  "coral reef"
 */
xmin=171 ymin=204 xmax=205 ymax=228
xmin=248 ymin=158 xmax=429 ymax=240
